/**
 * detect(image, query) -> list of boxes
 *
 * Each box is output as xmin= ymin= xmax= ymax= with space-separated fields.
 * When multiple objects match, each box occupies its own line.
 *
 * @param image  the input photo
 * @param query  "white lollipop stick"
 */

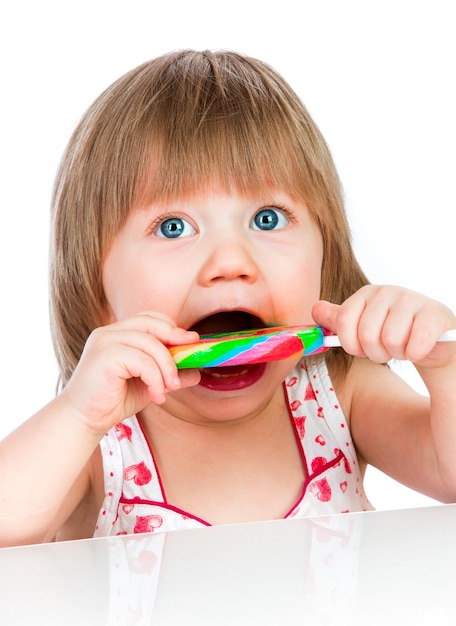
xmin=438 ymin=329 xmax=456 ymax=342
xmin=323 ymin=329 xmax=456 ymax=348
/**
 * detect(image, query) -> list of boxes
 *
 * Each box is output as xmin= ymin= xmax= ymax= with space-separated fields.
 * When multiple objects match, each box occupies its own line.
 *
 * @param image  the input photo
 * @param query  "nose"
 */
xmin=197 ymin=235 xmax=259 ymax=286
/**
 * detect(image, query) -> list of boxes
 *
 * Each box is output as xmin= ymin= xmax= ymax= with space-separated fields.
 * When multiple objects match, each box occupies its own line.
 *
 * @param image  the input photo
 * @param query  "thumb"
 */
xmin=311 ymin=300 xmax=341 ymax=334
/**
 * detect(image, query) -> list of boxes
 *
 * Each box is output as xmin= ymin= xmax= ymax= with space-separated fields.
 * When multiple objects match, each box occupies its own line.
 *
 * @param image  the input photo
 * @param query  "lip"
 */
xmin=198 ymin=362 xmax=267 ymax=391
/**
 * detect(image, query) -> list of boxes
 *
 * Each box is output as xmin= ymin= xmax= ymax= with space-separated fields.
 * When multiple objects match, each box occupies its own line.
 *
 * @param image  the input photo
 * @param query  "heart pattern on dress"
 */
xmin=124 ymin=461 xmax=152 ymax=486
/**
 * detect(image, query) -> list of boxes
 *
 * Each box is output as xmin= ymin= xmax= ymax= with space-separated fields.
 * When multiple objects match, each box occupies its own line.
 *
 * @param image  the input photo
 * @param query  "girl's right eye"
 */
xmin=155 ymin=217 xmax=196 ymax=239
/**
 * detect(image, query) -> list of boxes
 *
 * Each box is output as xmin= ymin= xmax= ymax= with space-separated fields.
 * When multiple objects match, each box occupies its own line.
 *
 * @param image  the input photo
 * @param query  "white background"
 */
xmin=0 ymin=0 xmax=454 ymax=511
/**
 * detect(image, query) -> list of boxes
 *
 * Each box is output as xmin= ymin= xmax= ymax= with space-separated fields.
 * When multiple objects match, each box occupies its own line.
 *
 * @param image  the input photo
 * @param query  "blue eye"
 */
xmin=156 ymin=217 xmax=195 ymax=239
xmin=252 ymin=208 xmax=289 ymax=231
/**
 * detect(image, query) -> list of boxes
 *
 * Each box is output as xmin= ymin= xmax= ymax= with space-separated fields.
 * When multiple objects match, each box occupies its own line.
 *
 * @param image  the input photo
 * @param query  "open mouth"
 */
xmin=189 ymin=311 xmax=267 ymax=391
xmin=189 ymin=311 xmax=265 ymax=336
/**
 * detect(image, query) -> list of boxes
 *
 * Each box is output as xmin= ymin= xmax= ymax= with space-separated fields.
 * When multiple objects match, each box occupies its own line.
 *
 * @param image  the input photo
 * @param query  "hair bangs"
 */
xmin=138 ymin=118 xmax=307 ymax=207
xmin=132 ymin=50 xmax=313 ymax=206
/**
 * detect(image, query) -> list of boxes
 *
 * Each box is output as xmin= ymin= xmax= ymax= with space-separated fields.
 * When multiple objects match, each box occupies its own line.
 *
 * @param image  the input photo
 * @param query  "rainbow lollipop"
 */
xmin=169 ymin=325 xmax=332 ymax=369
xmin=169 ymin=325 xmax=456 ymax=369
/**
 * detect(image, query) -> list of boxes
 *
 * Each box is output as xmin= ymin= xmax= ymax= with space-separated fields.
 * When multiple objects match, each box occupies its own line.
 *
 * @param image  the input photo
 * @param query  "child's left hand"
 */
xmin=312 ymin=285 xmax=456 ymax=369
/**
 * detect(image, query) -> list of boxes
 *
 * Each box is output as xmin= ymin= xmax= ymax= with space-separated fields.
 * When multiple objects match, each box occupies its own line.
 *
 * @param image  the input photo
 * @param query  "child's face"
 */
xmin=102 ymin=187 xmax=323 ymax=419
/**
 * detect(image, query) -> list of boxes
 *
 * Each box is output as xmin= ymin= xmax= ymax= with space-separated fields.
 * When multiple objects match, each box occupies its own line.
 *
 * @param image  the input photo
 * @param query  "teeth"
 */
xmin=201 ymin=368 xmax=249 ymax=379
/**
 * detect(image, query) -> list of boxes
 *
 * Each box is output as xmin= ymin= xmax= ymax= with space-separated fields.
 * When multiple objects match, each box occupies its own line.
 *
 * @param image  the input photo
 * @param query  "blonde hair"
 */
xmin=50 ymin=49 xmax=368 ymax=386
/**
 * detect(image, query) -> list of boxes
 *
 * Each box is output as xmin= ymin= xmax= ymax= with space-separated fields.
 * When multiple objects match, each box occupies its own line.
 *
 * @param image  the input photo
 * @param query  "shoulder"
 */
xmin=343 ymin=356 xmax=426 ymax=407
xmin=330 ymin=358 xmax=429 ymax=430
xmin=331 ymin=356 xmax=429 ymax=464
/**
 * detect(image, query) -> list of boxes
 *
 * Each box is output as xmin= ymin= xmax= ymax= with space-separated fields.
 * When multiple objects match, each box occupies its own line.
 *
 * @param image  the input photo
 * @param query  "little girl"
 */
xmin=1 ymin=50 xmax=455 ymax=546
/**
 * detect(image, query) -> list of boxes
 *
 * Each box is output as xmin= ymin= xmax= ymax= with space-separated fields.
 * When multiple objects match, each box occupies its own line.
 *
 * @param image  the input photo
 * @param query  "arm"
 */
xmin=0 ymin=312 xmax=200 ymax=546
xmin=0 ymin=395 xmax=100 ymax=546
xmin=313 ymin=285 xmax=456 ymax=502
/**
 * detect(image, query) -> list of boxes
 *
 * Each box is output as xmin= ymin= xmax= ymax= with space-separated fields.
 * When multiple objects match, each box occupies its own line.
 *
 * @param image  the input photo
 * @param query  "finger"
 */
xmin=130 ymin=360 xmax=201 ymax=404
xmin=405 ymin=301 xmax=452 ymax=361
xmin=122 ymin=349 xmax=170 ymax=405
xmin=379 ymin=305 xmax=417 ymax=360
xmin=313 ymin=298 xmax=367 ymax=357
xmin=134 ymin=311 xmax=200 ymax=344
xmin=311 ymin=300 xmax=341 ymax=333
xmin=376 ymin=292 xmax=445 ymax=361
xmin=330 ymin=291 xmax=369 ymax=358
xmin=113 ymin=347 xmax=200 ymax=407
xmin=74 ymin=340 xmax=171 ymax=413
xmin=356 ymin=298 xmax=395 ymax=362
xmin=177 ymin=369 xmax=202 ymax=389
xmin=97 ymin=327 xmax=183 ymax=393
xmin=108 ymin=312 xmax=199 ymax=346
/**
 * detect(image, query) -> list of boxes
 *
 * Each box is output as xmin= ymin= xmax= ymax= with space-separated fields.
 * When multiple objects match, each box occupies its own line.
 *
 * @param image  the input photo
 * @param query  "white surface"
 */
xmin=1 ymin=1 xmax=455 ymax=512
xmin=1 ymin=505 xmax=456 ymax=625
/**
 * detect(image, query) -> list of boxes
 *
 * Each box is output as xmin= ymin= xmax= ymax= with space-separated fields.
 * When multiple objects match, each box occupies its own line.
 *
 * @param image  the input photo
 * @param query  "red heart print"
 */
xmin=294 ymin=416 xmax=306 ymax=439
xmin=129 ymin=550 xmax=158 ymax=574
xmin=134 ymin=515 xmax=163 ymax=534
xmin=286 ymin=376 xmax=298 ymax=387
xmin=310 ymin=456 xmax=327 ymax=473
xmin=115 ymin=422 xmax=133 ymax=442
xmin=124 ymin=461 xmax=152 ymax=486
xmin=290 ymin=400 xmax=302 ymax=412
xmin=309 ymin=478 xmax=332 ymax=502
xmin=304 ymin=383 xmax=316 ymax=401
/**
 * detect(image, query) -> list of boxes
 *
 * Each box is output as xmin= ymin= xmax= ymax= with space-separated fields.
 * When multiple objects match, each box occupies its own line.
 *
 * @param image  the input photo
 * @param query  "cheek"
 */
xmin=274 ymin=249 xmax=323 ymax=322
xmin=102 ymin=253 xmax=188 ymax=322
xmin=101 ymin=250 xmax=146 ymax=321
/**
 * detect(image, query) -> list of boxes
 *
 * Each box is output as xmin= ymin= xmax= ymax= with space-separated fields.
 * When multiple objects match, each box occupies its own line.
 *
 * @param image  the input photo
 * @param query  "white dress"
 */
xmin=94 ymin=356 xmax=373 ymax=537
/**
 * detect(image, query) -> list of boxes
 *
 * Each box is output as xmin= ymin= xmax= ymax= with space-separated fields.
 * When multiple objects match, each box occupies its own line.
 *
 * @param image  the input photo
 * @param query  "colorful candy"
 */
xmin=169 ymin=325 xmax=329 ymax=369
xmin=169 ymin=326 xmax=456 ymax=369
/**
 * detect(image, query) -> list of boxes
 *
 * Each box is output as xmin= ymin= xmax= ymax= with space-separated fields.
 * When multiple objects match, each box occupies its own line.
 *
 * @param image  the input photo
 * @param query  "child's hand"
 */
xmin=61 ymin=312 xmax=200 ymax=434
xmin=312 ymin=285 xmax=456 ymax=368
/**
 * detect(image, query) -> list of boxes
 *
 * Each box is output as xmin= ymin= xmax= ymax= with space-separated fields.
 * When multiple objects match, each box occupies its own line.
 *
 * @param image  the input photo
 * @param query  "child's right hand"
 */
xmin=61 ymin=312 xmax=201 ymax=434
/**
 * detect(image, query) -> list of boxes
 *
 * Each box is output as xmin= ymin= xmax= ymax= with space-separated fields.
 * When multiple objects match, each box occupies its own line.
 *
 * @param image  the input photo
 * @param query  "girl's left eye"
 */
xmin=155 ymin=217 xmax=196 ymax=239
xmin=252 ymin=207 xmax=289 ymax=231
